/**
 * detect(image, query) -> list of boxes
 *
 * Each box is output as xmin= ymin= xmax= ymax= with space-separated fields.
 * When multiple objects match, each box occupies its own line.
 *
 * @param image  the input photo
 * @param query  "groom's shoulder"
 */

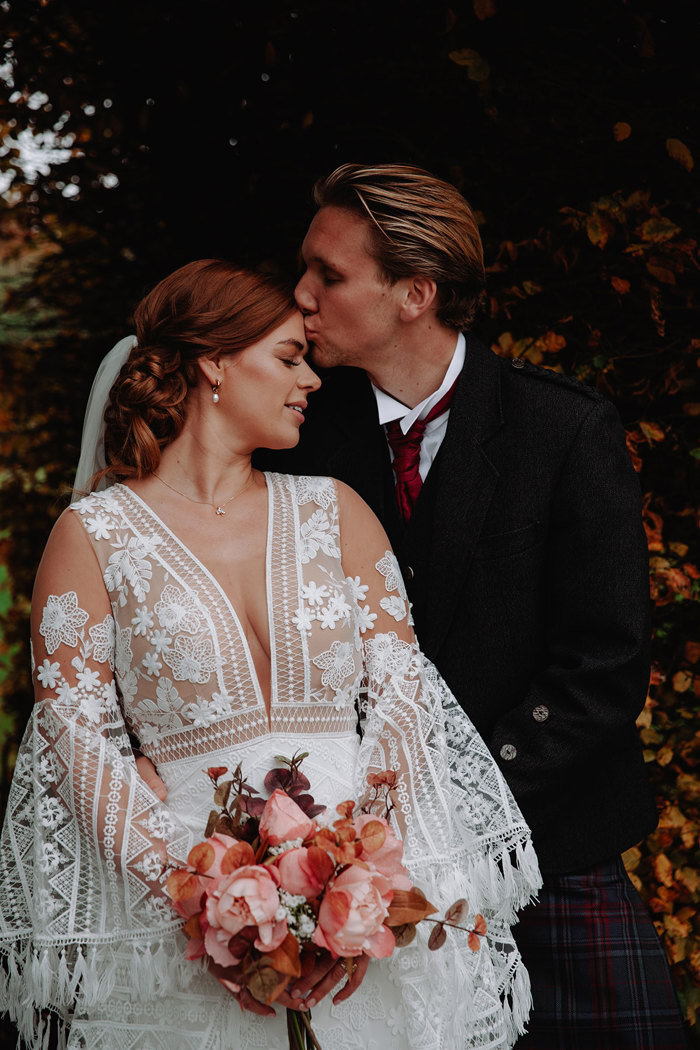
xmin=492 ymin=350 xmax=608 ymax=431
xmin=502 ymin=356 xmax=604 ymax=404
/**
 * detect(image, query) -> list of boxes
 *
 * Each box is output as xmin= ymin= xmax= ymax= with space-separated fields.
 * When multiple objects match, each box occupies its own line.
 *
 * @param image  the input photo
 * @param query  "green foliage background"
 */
xmin=1 ymin=0 xmax=698 ymax=1041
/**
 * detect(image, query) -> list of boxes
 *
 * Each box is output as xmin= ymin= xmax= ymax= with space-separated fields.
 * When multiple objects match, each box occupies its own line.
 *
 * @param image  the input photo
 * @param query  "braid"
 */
xmin=100 ymin=343 xmax=192 ymax=482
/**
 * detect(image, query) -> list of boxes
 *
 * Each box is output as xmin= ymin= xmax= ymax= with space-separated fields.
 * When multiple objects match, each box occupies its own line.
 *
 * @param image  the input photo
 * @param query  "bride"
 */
xmin=0 ymin=259 xmax=540 ymax=1049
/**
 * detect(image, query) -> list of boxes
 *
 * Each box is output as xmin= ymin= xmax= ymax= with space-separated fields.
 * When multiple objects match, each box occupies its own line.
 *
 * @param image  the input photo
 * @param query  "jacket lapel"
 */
xmin=404 ymin=336 xmax=504 ymax=659
xmin=321 ymin=369 xmax=394 ymax=526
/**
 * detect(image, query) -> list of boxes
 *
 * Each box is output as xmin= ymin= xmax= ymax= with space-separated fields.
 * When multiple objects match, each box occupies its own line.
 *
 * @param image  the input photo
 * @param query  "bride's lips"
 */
xmin=285 ymin=402 xmax=306 ymax=422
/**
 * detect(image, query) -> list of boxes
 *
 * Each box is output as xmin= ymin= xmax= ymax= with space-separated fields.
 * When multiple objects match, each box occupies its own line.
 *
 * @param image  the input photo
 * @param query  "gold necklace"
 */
xmin=152 ymin=472 xmax=256 ymax=516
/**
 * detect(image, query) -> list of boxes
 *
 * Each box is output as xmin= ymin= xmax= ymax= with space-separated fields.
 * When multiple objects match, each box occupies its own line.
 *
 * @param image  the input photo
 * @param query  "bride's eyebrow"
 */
xmin=276 ymin=338 xmax=308 ymax=354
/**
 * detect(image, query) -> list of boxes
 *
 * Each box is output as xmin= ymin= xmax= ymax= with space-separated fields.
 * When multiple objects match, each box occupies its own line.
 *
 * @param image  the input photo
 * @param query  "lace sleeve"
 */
xmin=0 ymin=511 xmax=192 ymax=1049
xmin=336 ymin=481 xmax=541 ymax=1050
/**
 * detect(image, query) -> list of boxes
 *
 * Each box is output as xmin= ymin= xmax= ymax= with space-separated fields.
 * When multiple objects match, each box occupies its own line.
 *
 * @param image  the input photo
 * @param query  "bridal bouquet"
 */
xmin=166 ymin=753 xmax=486 ymax=1048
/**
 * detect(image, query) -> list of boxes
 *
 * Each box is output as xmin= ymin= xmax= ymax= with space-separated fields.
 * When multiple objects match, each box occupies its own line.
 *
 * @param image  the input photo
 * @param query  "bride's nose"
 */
xmin=299 ymin=360 xmax=322 ymax=391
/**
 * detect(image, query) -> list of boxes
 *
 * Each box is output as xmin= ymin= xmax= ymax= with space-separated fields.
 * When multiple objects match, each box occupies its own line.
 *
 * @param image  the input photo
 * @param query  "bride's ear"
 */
xmin=196 ymin=355 xmax=225 ymax=389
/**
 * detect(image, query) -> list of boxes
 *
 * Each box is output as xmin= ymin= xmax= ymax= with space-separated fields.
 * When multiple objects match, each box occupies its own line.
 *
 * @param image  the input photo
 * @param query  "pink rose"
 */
xmin=313 ymin=865 xmax=396 ymax=959
xmin=204 ymin=864 xmax=287 ymax=966
xmin=259 ymin=789 xmax=316 ymax=846
xmin=353 ymin=814 xmax=412 ymax=889
xmin=276 ymin=845 xmax=333 ymax=899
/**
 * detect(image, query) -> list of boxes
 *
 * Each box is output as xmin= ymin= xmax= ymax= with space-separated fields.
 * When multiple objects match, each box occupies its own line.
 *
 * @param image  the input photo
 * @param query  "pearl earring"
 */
xmin=212 ymin=380 xmax=221 ymax=404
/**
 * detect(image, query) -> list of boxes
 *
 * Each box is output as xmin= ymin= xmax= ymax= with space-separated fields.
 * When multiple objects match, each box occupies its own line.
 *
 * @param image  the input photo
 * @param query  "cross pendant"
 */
xmin=215 ymin=506 xmax=226 ymax=516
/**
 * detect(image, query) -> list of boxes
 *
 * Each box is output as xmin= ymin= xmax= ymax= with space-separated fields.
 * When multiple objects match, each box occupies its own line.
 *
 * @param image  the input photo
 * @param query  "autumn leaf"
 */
xmin=445 ymin=898 xmax=468 ymax=923
xmin=359 ymin=819 xmax=386 ymax=853
xmin=610 ymin=275 xmax=631 ymax=294
xmin=187 ymin=841 xmax=215 ymax=874
xmin=392 ymin=923 xmax=417 ymax=946
xmin=534 ymin=331 xmax=566 ymax=354
xmin=677 ymin=866 xmax=700 ymax=894
xmin=448 ymin=48 xmax=490 ymax=81
xmin=183 ymin=913 xmax=202 ymax=939
xmin=221 ymin=841 xmax=256 ymax=874
xmin=666 ymin=138 xmax=694 ymax=172
xmin=165 ymin=869 xmax=200 ymax=901
xmin=684 ymin=641 xmax=700 ymax=664
xmin=247 ymin=961 xmax=289 ymax=1004
xmin=387 ymin=888 xmax=437 ymax=925
xmin=306 ymin=845 xmax=335 ymax=885
xmin=652 ymin=853 xmax=675 ymax=888
xmin=213 ymin=780 xmax=232 ymax=808
xmin=622 ymin=845 xmax=642 ymax=872
xmin=613 ymin=122 xmax=631 ymax=142
xmin=428 ymin=923 xmax=447 ymax=950
xmin=646 ymin=261 xmax=676 ymax=285
xmin=467 ymin=931 xmax=482 ymax=952
xmin=264 ymin=932 xmax=302 ymax=978
xmin=522 ymin=281 xmax=542 ymax=296
xmin=473 ymin=0 xmax=496 ymax=19
xmin=586 ymin=212 xmax=615 ymax=248
xmin=473 ymin=914 xmax=487 ymax=935
xmin=639 ymin=421 xmax=665 ymax=444
xmin=639 ymin=217 xmax=681 ymax=244
xmin=671 ymin=672 xmax=696 ymax=697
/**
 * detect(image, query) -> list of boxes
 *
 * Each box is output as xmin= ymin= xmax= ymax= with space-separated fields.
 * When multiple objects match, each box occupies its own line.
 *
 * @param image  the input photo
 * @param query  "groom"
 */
xmin=257 ymin=164 xmax=687 ymax=1047
xmin=138 ymin=163 xmax=685 ymax=1044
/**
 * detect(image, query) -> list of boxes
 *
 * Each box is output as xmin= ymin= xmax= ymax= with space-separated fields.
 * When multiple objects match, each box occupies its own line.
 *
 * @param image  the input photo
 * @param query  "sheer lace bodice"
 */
xmin=0 ymin=473 xmax=540 ymax=1050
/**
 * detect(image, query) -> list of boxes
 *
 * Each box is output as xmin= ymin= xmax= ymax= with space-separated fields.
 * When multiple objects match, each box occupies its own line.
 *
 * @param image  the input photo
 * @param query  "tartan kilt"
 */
xmin=513 ymin=857 xmax=689 ymax=1050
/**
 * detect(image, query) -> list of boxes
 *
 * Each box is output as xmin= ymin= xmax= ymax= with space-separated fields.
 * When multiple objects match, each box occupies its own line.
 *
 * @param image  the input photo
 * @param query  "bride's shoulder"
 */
xmin=283 ymin=472 xmax=338 ymax=510
xmin=283 ymin=473 xmax=362 ymax=513
xmin=69 ymin=483 xmax=124 ymax=518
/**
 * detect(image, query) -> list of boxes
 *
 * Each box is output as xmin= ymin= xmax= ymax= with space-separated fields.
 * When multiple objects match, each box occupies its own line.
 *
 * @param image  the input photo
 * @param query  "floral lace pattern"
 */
xmin=0 ymin=473 xmax=540 ymax=1050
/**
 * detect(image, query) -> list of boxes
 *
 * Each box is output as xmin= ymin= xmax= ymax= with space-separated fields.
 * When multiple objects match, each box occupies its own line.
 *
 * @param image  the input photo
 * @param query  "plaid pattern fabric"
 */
xmin=514 ymin=857 xmax=688 ymax=1049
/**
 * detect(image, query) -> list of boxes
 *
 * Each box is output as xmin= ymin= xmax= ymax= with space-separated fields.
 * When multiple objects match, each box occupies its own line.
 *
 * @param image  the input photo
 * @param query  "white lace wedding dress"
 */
xmin=0 ymin=473 xmax=540 ymax=1050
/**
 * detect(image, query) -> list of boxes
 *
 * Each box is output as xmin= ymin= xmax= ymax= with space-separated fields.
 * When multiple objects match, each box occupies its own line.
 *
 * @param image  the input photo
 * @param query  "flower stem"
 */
xmin=299 ymin=1010 xmax=323 ymax=1050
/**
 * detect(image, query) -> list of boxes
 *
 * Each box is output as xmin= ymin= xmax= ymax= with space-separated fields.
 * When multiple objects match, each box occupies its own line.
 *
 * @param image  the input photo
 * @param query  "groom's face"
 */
xmin=296 ymin=206 xmax=404 ymax=370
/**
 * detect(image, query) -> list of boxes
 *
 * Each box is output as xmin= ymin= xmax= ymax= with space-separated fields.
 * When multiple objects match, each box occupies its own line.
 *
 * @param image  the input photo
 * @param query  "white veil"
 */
xmin=71 ymin=335 xmax=137 ymax=501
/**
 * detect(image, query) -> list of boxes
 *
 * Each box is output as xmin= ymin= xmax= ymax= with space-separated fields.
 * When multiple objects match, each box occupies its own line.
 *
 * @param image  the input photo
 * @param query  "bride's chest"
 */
xmin=75 ymin=476 xmax=364 ymax=749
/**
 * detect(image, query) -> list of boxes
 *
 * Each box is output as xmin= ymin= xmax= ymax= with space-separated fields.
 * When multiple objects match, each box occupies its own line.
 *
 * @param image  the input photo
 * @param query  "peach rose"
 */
xmin=313 ymin=865 xmax=396 ymax=959
xmin=353 ymin=813 xmax=412 ymax=889
xmin=259 ymin=789 xmax=316 ymax=846
xmin=276 ymin=846 xmax=329 ymax=899
xmin=204 ymin=864 xmax=287 ymax=966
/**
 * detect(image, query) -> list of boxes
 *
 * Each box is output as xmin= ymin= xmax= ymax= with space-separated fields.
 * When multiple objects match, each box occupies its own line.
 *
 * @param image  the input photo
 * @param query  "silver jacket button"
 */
xmin=499 ymin=743 xmax=517 ymax=762
xmin=404 ymin=565 xmax=415 ymax=581
xmin=511 ymin=358 xmax=525 ymax=369
xmin=532 ymin=704 xmax=550 ymax=722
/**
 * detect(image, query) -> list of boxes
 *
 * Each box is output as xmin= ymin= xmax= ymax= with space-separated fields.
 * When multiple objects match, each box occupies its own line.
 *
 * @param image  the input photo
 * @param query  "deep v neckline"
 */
xmin=117 ymin=475 xmax=276 ymax=722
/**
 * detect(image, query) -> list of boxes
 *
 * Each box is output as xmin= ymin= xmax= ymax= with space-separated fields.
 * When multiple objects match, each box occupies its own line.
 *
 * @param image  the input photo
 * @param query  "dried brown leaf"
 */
xmin=428 ymin=923 xmax=447 ymax=950
xmin=666 ymin=138 xmax=694 ymax=172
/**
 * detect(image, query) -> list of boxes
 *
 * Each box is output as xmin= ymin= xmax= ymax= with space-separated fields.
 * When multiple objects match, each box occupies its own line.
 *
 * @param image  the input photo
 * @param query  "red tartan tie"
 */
xmin=385 ymin=377 xmax=459 ymax=522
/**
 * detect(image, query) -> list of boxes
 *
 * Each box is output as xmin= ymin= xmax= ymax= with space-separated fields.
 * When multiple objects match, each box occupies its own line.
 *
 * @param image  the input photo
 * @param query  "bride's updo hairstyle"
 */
xmin=99 ymin=259 xmax=296 ymax=484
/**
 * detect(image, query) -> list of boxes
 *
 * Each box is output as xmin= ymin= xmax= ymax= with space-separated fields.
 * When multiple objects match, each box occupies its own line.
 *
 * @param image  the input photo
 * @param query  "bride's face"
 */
xmin=217 ymin=311 xmax=321 ymax=450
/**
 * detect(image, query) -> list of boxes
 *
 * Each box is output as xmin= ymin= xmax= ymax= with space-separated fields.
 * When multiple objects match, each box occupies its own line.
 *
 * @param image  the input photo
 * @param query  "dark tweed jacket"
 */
xmin=255 ymin=334 xmax=658 ymax=874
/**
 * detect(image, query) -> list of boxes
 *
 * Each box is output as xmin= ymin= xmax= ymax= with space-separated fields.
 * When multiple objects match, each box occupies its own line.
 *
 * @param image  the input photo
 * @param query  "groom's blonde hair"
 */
xmin=313 ymin=163 xmax=485 ymax=330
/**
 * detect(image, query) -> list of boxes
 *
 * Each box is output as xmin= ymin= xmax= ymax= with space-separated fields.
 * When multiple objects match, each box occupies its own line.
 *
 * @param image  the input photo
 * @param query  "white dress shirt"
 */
xmin=372 ymin=332 xmax=466 ymax=482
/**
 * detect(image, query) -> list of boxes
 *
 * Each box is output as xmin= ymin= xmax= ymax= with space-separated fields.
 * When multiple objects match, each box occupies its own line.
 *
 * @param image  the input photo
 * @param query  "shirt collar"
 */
xmin=372 ymin=332 xmax=466 ymax=434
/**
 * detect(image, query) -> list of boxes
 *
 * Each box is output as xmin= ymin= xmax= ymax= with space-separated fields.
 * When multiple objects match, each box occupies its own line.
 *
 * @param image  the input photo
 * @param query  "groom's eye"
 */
xmin=322 ymin=269 xmax=340 ymax=284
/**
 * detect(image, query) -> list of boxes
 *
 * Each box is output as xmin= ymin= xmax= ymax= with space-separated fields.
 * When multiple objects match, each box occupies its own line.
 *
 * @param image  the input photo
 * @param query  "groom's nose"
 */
xmin=294 ymin=272 xmax=316 ymax=314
